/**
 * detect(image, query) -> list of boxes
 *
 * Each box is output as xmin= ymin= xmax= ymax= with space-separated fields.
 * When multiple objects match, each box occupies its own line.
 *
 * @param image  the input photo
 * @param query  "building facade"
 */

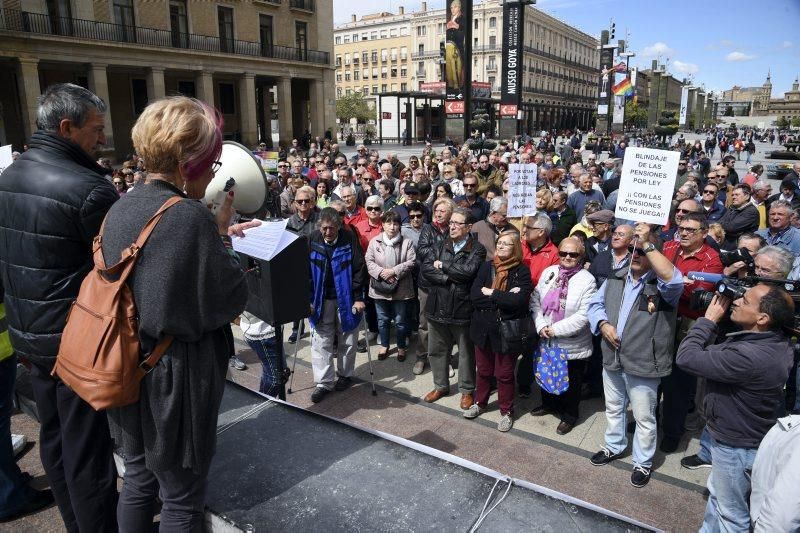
xmin=0 ymin=0 xmax=334 ymax=159
xmin=333 ymin=9 xmax=412 ymax=104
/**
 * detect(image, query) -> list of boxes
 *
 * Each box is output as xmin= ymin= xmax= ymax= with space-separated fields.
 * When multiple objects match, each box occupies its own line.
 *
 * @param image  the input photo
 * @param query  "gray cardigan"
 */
xmin=102 ymin=180 xmax=248 ymax=474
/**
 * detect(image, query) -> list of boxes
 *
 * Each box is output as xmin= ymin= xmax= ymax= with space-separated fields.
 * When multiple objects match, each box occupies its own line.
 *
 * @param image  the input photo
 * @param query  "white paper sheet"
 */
xmin=231 ymin=219 xmax=299 ymax=261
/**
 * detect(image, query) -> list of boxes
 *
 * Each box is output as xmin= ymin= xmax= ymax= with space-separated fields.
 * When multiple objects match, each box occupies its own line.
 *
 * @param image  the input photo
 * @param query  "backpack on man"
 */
xmin=52 ymin=197 xmax=180 ymax=410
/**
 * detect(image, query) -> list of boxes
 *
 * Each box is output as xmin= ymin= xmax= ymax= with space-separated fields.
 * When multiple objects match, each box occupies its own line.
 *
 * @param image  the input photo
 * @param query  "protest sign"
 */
xmin=506 ymin=163 xmax=538 ymax=217
xmin=255 ymin=151 xmax=279 ymax=172
xmin=614 ymin=147 xmax=679 ymax=226
xmin=0 ymin=145 xmax=12 ymax=176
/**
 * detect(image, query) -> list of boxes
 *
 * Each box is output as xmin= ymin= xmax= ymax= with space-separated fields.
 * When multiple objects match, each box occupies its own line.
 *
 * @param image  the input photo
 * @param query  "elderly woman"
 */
xmin=101 ymin=97 xmax=250 ymax=530
xmin=354 ymin=195 xmax=385 ymax=344
xmin=365 ymin=210 xmax=417 ymax=360
xmin=530 ymin=237 xmax=597 ymax=435
xmin=466 ymin=231 xmax=532 ymax=432
xmin=536 ymin=188 xmax=554 ymax=213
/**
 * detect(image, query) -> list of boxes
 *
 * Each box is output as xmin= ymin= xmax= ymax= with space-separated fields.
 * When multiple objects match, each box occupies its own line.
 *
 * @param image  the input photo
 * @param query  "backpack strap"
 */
xmin=137 ymin=335 xmax=174 ymax=375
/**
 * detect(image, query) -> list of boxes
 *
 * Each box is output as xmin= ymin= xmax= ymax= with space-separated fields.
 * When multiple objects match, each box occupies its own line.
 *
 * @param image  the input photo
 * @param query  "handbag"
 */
xmin=535 ymin=339 xmax=570 ymax=395
xmin=371 ymin=277 xmax=399 ymax=295
xmin=497 ymin=314 xmax=531 ymax=355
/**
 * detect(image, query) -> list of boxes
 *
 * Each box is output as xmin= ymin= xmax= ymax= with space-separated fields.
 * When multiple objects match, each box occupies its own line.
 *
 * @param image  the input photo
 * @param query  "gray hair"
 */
xmin=528 ymin=212 xmax=553 ymax=235
xmin=681 ymin=182 xmax=699 ymax=197
xmin=36 ymin=83 xmax=107 ymax=132
xmin=489 ymin=196 xmax=507 ymax=214
xmin=316 ymin=207 xmax=343 ymax=230
xmin=769 ymin=199 xmax=793 ymax=213
xmin=752 ymin=180 xmax=771 ymax=192
xmin=365 ymin=194 xmax=384 ymax=210
xmin=329 ymin=199 xmax=346 ymax=211
xmin=756 ymin=246 xmax=794 ymax=278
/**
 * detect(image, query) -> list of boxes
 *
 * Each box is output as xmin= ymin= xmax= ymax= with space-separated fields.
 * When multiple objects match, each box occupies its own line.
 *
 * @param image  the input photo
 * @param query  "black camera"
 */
xmin=689 ymin=277 xmax=750 ymax=311
xmin=718 ymin=247 xmax=755 ymax=274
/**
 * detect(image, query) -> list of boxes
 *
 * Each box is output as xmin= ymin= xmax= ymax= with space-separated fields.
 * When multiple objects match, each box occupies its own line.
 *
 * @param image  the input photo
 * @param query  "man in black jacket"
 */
xmin=420 ymin=207 xmax=486 ymax=409
xmin=0 ymin=84 xmax=119 ymax=531
xmin=677 ymin=285 xmax=794 ymax=532
xmin=718 ymin=184 xmax=760 ymax=251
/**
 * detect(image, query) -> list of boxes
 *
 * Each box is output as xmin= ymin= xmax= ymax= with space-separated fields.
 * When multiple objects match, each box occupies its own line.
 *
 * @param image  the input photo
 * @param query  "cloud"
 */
xmin=719 ymin=39 xmax=735 ymax=47
xmin=781 ymin=41 xmax=793 ymax=49
xmin=641 ymin=42 xmax=674 ymax=58
xmin=725 ymin=51 xmax=756 ymax=62
xmin=672 ymin=60 xmax=699 ymax=75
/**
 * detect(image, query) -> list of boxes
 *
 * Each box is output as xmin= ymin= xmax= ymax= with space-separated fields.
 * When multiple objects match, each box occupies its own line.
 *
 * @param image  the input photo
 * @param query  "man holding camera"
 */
xmin=677 ymin=284 xmax=794 ymax=532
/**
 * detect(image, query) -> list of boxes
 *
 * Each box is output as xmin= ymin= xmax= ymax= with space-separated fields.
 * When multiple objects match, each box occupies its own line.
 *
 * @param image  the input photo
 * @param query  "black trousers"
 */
xmin=29 ymin=363 xmax=118 ymax=533
xmin=661 ymin=363 xmax=697 ymax=441
xmin=540 ymin=359 xmax=586 ymax=425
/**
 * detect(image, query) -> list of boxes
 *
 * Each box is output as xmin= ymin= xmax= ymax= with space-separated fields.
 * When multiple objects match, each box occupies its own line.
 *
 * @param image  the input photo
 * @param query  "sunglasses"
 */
xmin=558 ymin=251 xmax=581 ymax=258
xmin=703 ymin=189 xmax=716 ymax=194
xmin=408 ymin=214 xmax=424 ymax=219
xmin=366 ymin=206 xmax=382 ymax=211
xmin=677 ymin=226 xmax=702 ymax=234
xmin=676 ymin=208 xmax=694 ymax=214
xmin=627 ymin=246 xmax=646 ymax=255
xmin=295 ymin=199 xmax=312 ymax=204
xmin=463 ymin=183 xmax=477 ymax=188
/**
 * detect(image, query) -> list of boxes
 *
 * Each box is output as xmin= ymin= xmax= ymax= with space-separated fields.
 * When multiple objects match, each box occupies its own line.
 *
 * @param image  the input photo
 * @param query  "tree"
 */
xmin=335 ymin=92 xmax=374 ymax=123
xmin=624 ymin=101 xmax=647 ymax=128
xmin=723 ymin=105 xmax=735 ymax=117
xmin=776 ymin=116 xmax=790 ymax=129
xmin=654 ymin=110 xmax=679 ymax=147
xmin=792 ymin=117 xmax=800 ymax=128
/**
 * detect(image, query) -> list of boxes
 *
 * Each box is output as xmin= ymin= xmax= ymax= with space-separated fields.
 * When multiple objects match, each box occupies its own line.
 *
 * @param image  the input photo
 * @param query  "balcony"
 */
xmin=411 ymin=50 xmax=440 ymax=59
xmin=486 ymin=64 xmax=498 ymax=72
xmin=289 ymin=0 xmax=314 ymax=12
xmin=0 ymin=9 xmax=329 ymax=65
xmin=474 ymin=44 xmax=501 ymax=52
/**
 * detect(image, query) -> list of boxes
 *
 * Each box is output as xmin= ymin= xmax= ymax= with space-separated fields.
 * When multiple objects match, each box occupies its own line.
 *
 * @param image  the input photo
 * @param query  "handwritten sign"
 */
xmin=0 ymin=145 xmax=12 ymax=177
xmin=506 ymin=163 xmax=538 ymax=217
xmin=614 ymin=147 xmax=679 ymax=226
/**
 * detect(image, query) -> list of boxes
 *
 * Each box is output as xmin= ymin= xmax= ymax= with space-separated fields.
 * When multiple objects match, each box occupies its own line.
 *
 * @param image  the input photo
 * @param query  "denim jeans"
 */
xmin=0 ymin=355 xmax=35 ymax=515
xmin=245 ymin=326 xmax=285 ymax=398
xmin=697 ymin=425 xmax=713 ymax=463
xmin=700 ymin=436 xmax=757 ymax=533
xmin=374 ymin=299 xmax=410 ymax=349
xmin=602 ymin=368 xmax=660 ymax=468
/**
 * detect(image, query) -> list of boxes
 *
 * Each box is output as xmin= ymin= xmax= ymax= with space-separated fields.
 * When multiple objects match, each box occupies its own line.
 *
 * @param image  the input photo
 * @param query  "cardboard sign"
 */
xmin=0 ymin=144 xmax=12 ymax=176
xmin=506 ymin=163 xmax=538 ymax=217
xmin=614 ymin=147 xmax=679 ymax=226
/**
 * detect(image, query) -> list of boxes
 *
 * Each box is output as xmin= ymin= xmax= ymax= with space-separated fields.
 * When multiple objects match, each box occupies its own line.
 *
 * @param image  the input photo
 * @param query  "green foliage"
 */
xmin=470 ymin=113 xmax=492 ymax=135
xmin=791 ymin=117 xmax=800 ymax=128
xmin=776 ymin=117 xmax=790 ymax=128
xmin=624 ymin=101 xmax=648 ymax=128
xmin=723 ymin=105 xmax=735 ymax=117
xmin=336 ymin=92 xmax=374 ymax=123
xmin=654 ymin=110 xmax=678 ymax=138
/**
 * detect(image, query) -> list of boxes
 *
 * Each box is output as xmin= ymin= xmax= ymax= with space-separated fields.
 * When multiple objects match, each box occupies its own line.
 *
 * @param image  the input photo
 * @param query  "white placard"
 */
xmin=231 ymin=219 xmax=299 ymax=261
xmin=0 ymin=145 xmax=12 ymax=176
xmin=614 ymin=147 xmax=679 ymax=226
xmin=597 ymin=104 xmax=608 ymax=115
xmin=506 ymin=163 xmax=538 ymax=218
xmin=612 ymin=96 xmax=625 ymax=125
xmin=678 ymin=86 xmax=689 ymax=126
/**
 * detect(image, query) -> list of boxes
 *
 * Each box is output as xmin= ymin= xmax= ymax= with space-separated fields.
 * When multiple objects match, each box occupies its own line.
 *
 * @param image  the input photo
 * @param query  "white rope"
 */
xmin=468 ymin=476 xmax=514 ymax=533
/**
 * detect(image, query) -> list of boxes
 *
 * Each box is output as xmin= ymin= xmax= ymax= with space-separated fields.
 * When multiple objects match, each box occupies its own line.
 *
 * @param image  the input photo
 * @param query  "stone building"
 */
xmin=0 ymin=0 xmax=334 ymax=159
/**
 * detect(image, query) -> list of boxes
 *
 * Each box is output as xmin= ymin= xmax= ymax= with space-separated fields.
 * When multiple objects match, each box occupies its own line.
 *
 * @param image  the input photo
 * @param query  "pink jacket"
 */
xmin=365 ymin=235 xmax=417 ymax=300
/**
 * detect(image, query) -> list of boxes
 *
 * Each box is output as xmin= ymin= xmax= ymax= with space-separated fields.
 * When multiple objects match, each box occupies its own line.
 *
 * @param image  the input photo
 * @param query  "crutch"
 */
xmin=361 ymin=317 xmax=377 ymax=396
xmin=286 ymin=319 xmax=303 ymax=394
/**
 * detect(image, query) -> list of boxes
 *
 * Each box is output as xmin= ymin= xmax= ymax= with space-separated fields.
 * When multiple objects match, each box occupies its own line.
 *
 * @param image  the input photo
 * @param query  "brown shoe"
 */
xmin=377 ymin=348 xmax=389 ymax=361
xmin=460 ymin=393 xmax=474 ymax=410
xmin=424 ymin=389 xmax=449 ymax=403
xmin=397 ymin=348 xmax=407 ymax=362
xmin=556 ymin=421 xmax=574 ymax=435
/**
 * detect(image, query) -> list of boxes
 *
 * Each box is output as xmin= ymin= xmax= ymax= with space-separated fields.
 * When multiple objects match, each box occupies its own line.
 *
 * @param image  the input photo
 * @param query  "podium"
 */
xmin=237 ymin=235 xmax=310 ymax=326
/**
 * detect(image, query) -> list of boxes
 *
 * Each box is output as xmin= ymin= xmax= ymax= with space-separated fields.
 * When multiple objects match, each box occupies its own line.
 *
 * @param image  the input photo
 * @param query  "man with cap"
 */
xmin=585 ymin=210 xmax=615 ymax=263
xmin=393 ymin=184 xmax=430 ymax=226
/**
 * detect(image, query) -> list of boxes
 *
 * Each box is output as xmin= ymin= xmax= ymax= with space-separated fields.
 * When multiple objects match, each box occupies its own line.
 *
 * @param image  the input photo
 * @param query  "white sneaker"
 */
xmin=12 ymin=434 xmax=27 ymax=457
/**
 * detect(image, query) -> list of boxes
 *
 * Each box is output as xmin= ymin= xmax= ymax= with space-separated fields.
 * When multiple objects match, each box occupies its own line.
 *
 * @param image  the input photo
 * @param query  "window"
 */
xmin=391 ymin=84 xmax=397 ymax=91
xmin=474 ymin=19 xmax=478 ymax=29
xmin=295 ymin=21 xmax=308 ymax=60
xmin=219 ymin=82 xmax=235 ymax=114
xmin=114 ymin=0 xmax=136 ymax=42
xmin=372 ymin=85 xmax=378 ymax=94
xmin=352 ymin=33 xmax=358 ymax=42
xmin=362 ymin=52 xmax=368 ymax=63
xmin=354 ymin=70 xmax=360 ymax=81
xmin=336 ymin=73 xmax=342 ymax=82
xmin=400 ymin=46 xmax=407 ymax=60
xmin=259 ymin=14 xmax=273 ymax=56
xmin=390 ymin=48 xmax=397 ymax=61
xmin=362 ymin=68 xmax=368 ymax=79
xmin=372 ymin=67 xmax=378 ymax=78
xmin=488 ymin=56 xmax=496 ymax=69
xmin=381 ymin=67 xmax=387 ymax=79
xmin=389 ymin=28 xmax=397 ymax=37
xmin=417 ymin=61 xmax=424 ymax=73
xmin=343 ymin=35 xmax=349 ymax=43
xmin=361 ymin=32 xmax=368 ymax=41
xmin=363 ymin=86 xmax=369 ymax=95
xmin=416 ymin=26 xmax=426 ymax=36
xmin=131 ymin=79 xmax=147 ymax=115
xmin=353 ymin=55 xmax=359 ymax=65
xmin=217 ymin=6 xmax=234 ymax=53
xmin=390 ymin=67 xmax=397 ymax=77
xmin=335 ymin=36 xmax=341 ymax=44
xmin=380 ymin=29 xmax=387 ymax=39
xmin=489 ymin=17 xmax=496 ymax=28
xmin=488 ymin=76 xmax=495 ymax=89
xmin=381 ymin=84 xmax=387 ymax=92
xmin=381 ymin=49 xmax=388 ymax=62
xmin=401 ymin=83 xmax=407 ymax=91
xmin=400 ymin=26 xmax=409 ymax=36
xmin=371 ymin=50 xmax=378 ymax=62
xmin=437 ymin=22 xmax=444 ymax=34
xmin=176 ymin=80 xmax=195 ymax=97
xmin=418 ymin=43 xmax=424 ymax=54
xmin=335 ymin=55 xmax=342 ymax=66
xmin=370 ymin=30 xmax=377 ymax=40
xmin=345 ymin=53 xmax=351 ymax=65
xmin=169 ymin=0 xmax=188 ymax=48
xmin=344 ymin=72 xmax=350 ymax=81
xmin=489 ymin=35 xmax=496 ymax=47
xmin=337 ymin=87 xmax=342 ymax=98
xmin=400 ymin=66 xmax=407 ymax=77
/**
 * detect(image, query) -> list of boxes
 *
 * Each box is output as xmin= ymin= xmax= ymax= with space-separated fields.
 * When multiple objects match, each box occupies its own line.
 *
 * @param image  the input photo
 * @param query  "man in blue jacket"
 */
xmin=677 ymin=284 xmax=794 ymax=533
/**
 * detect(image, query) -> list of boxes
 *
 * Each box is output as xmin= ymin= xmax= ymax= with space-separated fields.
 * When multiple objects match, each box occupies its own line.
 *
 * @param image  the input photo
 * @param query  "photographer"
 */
xmin=676 ymin=285 xmax=794 ymax=533
xmin=722 ymin=233 xmax=765 ymax=278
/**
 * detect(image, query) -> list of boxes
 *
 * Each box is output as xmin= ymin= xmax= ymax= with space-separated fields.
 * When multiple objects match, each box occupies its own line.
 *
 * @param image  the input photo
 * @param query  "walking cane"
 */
xmin=361 ymin=318 xmax=377 ymax=396
xmin=286 ymin=319 xmax=303 ymax=394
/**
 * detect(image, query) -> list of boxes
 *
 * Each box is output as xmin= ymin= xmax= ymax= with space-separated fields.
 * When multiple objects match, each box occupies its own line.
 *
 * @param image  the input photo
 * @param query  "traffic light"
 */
xmin=440 ymin=40 xmax=445 ymax=57
xmin=610 ymin=22 xmax=615 ymax=40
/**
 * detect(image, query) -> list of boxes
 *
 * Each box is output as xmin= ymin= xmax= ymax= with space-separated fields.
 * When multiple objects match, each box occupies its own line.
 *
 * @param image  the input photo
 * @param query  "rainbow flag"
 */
xmin=612 ymin=77 xmax=634 ymax=97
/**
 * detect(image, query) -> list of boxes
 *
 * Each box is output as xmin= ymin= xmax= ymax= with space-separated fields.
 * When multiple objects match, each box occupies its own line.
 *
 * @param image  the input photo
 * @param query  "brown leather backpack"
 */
xmin=52 ymin=196 xmax=180 ymax=411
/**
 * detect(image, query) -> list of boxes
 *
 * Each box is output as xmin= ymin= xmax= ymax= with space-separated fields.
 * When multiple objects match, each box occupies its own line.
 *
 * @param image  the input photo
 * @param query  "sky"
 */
xmin=332 ymin=0 xmax=800 ymax=98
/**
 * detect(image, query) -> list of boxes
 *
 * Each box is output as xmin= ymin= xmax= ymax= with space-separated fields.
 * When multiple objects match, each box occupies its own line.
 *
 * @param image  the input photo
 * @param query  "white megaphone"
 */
xmin=204 ymin=141 xmax=269 ymax=217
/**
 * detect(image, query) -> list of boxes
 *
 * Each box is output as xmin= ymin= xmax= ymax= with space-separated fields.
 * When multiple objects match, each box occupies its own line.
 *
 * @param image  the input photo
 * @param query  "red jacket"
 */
xmin=345 ymin=206 xmax=366 ymax=227
xmin=353 ymin=218 xmax=382 ymax=253
xmin=663 ymin=241 xmax=723 ymax=319
xmin=522 ymin=240 xmax=560 ymax=285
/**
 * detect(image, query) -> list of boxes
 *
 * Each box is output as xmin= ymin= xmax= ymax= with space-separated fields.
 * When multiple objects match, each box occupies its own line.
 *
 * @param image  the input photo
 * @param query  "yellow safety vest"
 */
xmin=0 ymin=303 xmax=13 ymax=362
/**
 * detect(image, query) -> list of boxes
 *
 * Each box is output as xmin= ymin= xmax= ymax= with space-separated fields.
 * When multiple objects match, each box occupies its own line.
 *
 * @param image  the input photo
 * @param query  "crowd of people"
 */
xmin=0 ymin=83 xmax=798 ymax=532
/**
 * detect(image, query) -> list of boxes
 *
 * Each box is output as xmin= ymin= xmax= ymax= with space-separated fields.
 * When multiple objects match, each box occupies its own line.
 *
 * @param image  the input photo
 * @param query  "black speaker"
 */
xmin=238 ymin=236 xmax=310 ymax=326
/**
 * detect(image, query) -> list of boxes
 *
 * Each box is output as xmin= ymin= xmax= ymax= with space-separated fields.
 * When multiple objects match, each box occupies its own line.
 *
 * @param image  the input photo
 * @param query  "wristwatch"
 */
xmin=641 ymin=242 xmax=656 ymax=254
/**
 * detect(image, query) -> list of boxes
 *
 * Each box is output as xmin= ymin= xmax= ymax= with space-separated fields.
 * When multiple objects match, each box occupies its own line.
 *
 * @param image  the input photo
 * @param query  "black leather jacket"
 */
xmin=0 ymin=132 xmax=118 ymax=366
xmin=415 ymin=222 xmax=448 ymax=291
xmin=421 ymin=235 xmax=486 ymax=325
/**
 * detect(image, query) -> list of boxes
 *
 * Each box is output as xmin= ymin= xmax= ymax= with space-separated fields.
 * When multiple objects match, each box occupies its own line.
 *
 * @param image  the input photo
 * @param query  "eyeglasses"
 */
xmin=449 ymin=220 xmax=468 ymax=227
xmin=211 ymin=161 xmax=222 ymax=174
xmin=678 ymin=163 xmax=687 ymax=166
xmin=278 ymin=164 xmax=288 ymax=168
xmin=558 ymin=251 xmax=581 ymax=258
xmin=409 ymin=213 xmax=424 ymax=219
xmin=611 ymin=231 xmax=630 ymax=238
xmin=463 ymin=183 xmax=477 ymax=189
xmin=524 ymin=225 xmax=541 ymax=231
xmin=703 ymin=189 xmax=716 ymax=194
xmin=676 ymin=208 xmax=695 ymax=214
xmin=366 ymin=206 xmax=382 ymax=211
xmin=496 ymin=241 xmax=514 ymax=248
xmin=295 ymin=199 xmax=312 ymax=204
xmin=677 ymin=226 xmax=702 ymax=234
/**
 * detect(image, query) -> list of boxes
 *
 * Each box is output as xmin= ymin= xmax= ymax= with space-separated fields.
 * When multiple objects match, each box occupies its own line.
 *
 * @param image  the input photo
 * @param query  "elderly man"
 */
xmin=567 ymin=174 xmax=605 ymax=219
xmin=677 ymin=284 xmax=794 ymax=532
xmin=308 ymin=208 xmax=367 ymax=403
xmin=588 ymin=224 xmax=683 ymax=488
xmin=0 ymin=84 xmax=117 ymax=529
xmin=454 ymin=174 xmax=489 ymax=223
xmin=475 ymin=153 xmax=503 ymax=195
xmin=339 ymin=185 xmax=365 ymax=226
xmin=660 ymin=199 xmax=701 ymax=242
xmin=660 ymin=213 xmax=724 ymax=453
xmin=751 ymin=181 xmax=772 ymax=229
xmin=471 ymin=197 xmax=516 ymax=259
xmin=421 ymin=207 xmax=486 ymax=408
xmin=756 ymin=200 xmax=800 ymax=256
xmin=700 ymin=182 xmax=727 ymax=222
xmin=719 ymin=184 xmax=760 ymax=250
xmin=280 ymin=176 xmax=303 ymax=218
xmin=585 ymin=210 xmax=614 ymax=263
xmin=549 ymin=191 xmax=577 ymax=245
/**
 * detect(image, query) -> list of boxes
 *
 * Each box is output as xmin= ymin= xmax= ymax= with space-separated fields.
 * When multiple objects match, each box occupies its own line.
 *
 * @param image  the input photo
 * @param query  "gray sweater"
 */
xmin=102 ymin=180 xmax=248 ymax=473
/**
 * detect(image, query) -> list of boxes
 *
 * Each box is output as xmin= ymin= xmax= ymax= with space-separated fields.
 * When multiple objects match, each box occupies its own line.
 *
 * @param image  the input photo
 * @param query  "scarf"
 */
xmin=540 ymin=265 xmax=582 ymax=323
xmin=382 ymin=232 xmax=402 ymax=267
xmin=491 ymin=255 xmax=520 ymax=291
